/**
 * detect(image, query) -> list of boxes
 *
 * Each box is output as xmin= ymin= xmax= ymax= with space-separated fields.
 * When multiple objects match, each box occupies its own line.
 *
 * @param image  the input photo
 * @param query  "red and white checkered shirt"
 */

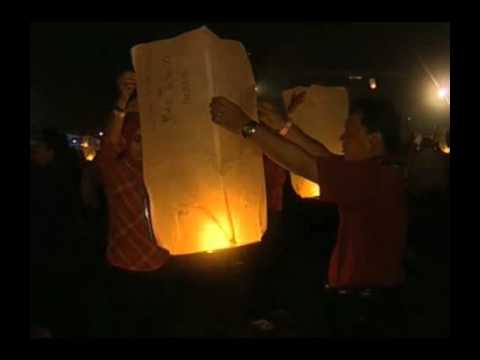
xmin=96 ymin=142 xmax=169 ymax=272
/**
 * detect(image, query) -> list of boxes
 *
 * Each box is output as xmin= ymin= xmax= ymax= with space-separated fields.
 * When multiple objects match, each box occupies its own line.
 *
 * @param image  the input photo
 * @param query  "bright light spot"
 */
xmin=99 ymin=131 xmax=104 ymax=137
xmin=255 ymin=82 xmax=268 ymax=94
xmin=85 ymin=153 xmax=95 ymax=161
xmin=437 ymin=128 xmax=450 ymax=154
xmin=201 ymin=219 xmax=231 ymax=253
xmin=369 ymin=78 xmax=377 ymax=90
xmin=72 ymin=139 xmax=77 ymax=144
xmin=440 ymin=145 xmax=450 ymax=154
xmin=81 ymin=142 xmax=88 ymax=148
xmin=438 ymin=87 xmax=449 ymax=99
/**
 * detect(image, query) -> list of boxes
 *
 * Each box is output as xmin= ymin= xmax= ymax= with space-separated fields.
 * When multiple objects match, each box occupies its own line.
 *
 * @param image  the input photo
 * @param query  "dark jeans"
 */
xmin=106 ymin=262 xmax=181 ymax=337
xmin=30 ymin=252 xmax=87 ymax=337
xmin=247 ymin=210 xmax=288 ymax=319
xmin=323 ymin=287 xmax=408 ymax=338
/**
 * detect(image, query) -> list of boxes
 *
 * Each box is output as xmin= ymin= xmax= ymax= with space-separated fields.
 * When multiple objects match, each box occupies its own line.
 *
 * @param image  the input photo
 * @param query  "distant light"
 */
xmin=369 ymin=78 xmax=377 ymax=90
xmin=99 ymin=131 xmax=104 ymax=137
xmin=349 ymin=75 xmax=363 ymax=80
xmin=72 ymin=139 xmax=78 ymax=144
xmin=81 ymin=142 xmax=88 ymax=148
xmin=407 ymin=117 xmax=412 ymax=121
xmin=254 ymin=85 xmax=259 ymax=93
xmin=85 ymin=153 xmax=95 ymax=161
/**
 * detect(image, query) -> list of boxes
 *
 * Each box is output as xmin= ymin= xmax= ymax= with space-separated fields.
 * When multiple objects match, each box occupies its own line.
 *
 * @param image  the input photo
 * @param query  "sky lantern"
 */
xmin=132 ymin=27 xmax=267 ymax=255
xmin=282 ymin=85 xmax=348 ymax=199
xmin=80 ymin=135 xmax=97 ymax=161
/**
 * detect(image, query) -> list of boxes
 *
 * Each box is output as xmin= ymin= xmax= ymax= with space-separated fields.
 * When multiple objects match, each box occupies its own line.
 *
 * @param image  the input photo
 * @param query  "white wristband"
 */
xmin=278 ymin=120 xmax=293 ymax=137
xmin=113 ymin=109 xmax=126 ymax=119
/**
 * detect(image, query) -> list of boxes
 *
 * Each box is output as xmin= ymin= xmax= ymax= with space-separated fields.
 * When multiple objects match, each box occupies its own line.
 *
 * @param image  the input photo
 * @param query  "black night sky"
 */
xmin=30 ymin=22 xmax=449 ymax=135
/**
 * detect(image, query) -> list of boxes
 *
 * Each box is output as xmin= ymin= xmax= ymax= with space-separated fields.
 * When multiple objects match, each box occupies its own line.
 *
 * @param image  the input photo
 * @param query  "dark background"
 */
xmin=30 ymin=22 xmax=449 ymax=135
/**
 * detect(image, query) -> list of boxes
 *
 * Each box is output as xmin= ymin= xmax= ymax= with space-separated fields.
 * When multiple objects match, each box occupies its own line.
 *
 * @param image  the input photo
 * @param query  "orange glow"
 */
xmin=435 ymin=127 xmax=450 ymax=155
xmin=290 ymin=174 xmax=320 ymax=198
xmin=82 ymin=143 xmax=97 ymax=162
xmin=439 ymin=144 xmax=450 ymax=154
xmin=200 ymin=218 xmax=232 ymax=253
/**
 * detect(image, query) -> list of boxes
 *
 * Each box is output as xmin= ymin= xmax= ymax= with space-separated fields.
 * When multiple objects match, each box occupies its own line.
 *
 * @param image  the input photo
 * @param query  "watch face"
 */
xmin=242 ymin=123 xmax=257 ymax=138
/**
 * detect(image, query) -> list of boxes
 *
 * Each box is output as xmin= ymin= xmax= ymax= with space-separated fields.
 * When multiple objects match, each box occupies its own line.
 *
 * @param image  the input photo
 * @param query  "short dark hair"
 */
xmin=349 ymin=98 xmax=402 ymax=155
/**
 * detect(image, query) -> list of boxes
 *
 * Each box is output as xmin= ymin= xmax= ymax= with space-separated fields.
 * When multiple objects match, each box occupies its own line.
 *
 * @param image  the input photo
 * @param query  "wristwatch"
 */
xmin=241 ymin=121 xmax=259 ymax=138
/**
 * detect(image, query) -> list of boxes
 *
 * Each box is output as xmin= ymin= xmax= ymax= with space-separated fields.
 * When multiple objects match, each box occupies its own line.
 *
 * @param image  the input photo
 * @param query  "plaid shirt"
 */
xmin=96 ymin=142 xmax=169 ymax=271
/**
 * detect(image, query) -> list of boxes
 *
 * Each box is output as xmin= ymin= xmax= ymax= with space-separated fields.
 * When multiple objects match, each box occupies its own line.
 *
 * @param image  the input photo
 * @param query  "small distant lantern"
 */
xmin=81 ymin=136 xmax=97 ymax=161
xmin=369 ymin=78 xmax=377 ymax=90
xmin=85 ymin=152 xmax=96 ymax=161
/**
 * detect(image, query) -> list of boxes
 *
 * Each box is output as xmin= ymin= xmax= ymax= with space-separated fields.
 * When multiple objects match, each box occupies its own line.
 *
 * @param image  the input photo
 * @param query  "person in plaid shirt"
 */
xmin=96 ymin=71 xmax=177 ymax=337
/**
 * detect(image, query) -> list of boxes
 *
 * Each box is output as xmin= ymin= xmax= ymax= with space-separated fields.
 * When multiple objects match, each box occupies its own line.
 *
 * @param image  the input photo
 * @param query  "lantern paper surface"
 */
xmin=282 ymin=85 xmax=348 ymax=199
xmin=131 ymin=27 xmax=267 ymax=255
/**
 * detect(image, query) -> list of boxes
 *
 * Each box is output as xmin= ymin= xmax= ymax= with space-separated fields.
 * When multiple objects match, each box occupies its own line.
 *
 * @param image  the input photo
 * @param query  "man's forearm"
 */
xmin=250 ymin=124 xmax=319 ymax=183
xmin=283 ymin=123 xmax=333 ymax=158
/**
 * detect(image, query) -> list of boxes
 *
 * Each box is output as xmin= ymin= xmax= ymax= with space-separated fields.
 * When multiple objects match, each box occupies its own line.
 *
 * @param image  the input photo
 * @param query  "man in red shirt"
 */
xmin=210 ymin=94 xmax=408 ymax=337
xmin=96 ymin=71 xmax=175 ymax=337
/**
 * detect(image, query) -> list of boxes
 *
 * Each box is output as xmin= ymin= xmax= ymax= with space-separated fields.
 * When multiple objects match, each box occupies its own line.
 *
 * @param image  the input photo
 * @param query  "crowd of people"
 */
xmin=30 ymin=70 xmax=450 ymax=338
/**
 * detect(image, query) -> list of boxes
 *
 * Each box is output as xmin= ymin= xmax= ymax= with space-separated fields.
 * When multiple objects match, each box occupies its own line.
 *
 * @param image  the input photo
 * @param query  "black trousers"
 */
xmin=106 ymin=262 xmax=182 ymax=337
xmin=247 ymin=210 xmax=289 ymax=319
xmin=323 ymin=288 xmax=408 ymax=338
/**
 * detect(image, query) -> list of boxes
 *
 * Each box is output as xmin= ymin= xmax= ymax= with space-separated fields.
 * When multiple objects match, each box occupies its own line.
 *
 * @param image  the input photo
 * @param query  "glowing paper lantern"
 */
xmin=81 ymin=136 xmax=97 ymax=161
xmin=132 ymin=27 xmax=267 ymax=255
xmin=282 ymin=86 xmax=348 ymax=198
xmin=290 ymin=175 xmax=320 ymax=198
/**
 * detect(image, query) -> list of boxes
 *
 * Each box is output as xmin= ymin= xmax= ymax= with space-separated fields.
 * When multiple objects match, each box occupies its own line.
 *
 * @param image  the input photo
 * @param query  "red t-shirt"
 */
xmin=316 ymin=156 xmax=407 ymax=289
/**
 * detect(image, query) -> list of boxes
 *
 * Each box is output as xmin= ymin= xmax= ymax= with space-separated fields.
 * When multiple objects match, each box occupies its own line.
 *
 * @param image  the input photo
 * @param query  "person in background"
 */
xmin=30 ymin=128 xmax=84 ymax=336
